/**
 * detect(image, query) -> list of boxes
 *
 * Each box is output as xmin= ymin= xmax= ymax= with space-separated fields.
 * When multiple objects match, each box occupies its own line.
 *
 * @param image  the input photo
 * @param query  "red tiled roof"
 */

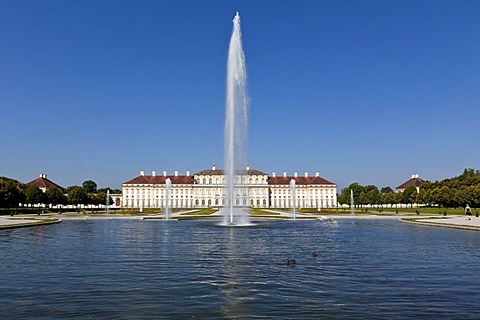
xmin=123 ymin=175 xmax=194 ymax=185
xmin=123 ymin=171 xmax=335 ymax=186
xmin=195 ymin=168 xmax=267 ymax=175
xmin=396 ymin=177 xmax=425 ymax=190
xmin=27 ymin=176 xmax=64 ymax=190
xmin=268 ymin=176 xmax=335 ymax=186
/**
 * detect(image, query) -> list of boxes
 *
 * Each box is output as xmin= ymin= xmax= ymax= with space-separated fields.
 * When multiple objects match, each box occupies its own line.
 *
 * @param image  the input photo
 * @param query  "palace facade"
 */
xmin=122 ymin=165 xmax=337 ymax=209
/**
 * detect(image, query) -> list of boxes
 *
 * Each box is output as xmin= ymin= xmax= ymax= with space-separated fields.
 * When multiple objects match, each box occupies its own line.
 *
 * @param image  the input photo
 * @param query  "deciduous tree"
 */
xmin=25 ymin=185 xmax=45 ymax=205
xmin=0 ymin=177 xmax=25 ymax=210
xmin=67 ymin=186 xmax=88 ymax=207
xmin=82 ymin=180 xmax=97 ymax=193
xmin=45 ymin=187 xmax=67 ymax=207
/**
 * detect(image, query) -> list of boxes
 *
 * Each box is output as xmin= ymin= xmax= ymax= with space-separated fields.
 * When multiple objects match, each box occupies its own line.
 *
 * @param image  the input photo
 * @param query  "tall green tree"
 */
xmin=25 ymin=185 xmax=45 ymax=205
xmin=92 ymin=191 xmax=113 ymax=206
xmin=338 ymin=183 xmax=364 ymax=206
xmin=381 ymin=192 xmax=399 ymax=207
xmin=366 ymin=188 xmax=381 ymax=205
xmin=67 ymin=186 xmax=88 ymax=208
xmin=45 ymin=187 xmax=67 ymax=207
xmin=0 ymin=177 xmax=25 ymax=210
xmin=436 ymin=186 xmax=453 ymax=208
xmin=82 ymin=180 xmax=97 ymax=193
xmin=399 ymin=186 xmax=417 ymax=205
xmin=97 ymin=187 xmax=111 ymax=194
xmin=381 ymin=186 xmax=393 ymax=193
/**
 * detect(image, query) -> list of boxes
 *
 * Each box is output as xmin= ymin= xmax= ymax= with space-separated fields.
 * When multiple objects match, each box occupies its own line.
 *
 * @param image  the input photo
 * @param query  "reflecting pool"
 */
xmin=1 ymin=219 xmax=479 ymax=319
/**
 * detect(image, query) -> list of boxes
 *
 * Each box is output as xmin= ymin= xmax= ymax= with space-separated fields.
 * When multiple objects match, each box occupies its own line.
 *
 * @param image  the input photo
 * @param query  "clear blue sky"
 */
xmin=1 ymin=0 xmax=479 ymax=191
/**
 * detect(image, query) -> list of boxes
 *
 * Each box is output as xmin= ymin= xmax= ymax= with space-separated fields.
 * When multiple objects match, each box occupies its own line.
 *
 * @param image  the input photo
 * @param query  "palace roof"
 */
xmin=27 ymin=174 xmax=64 ymax=190
xmin=396 ymin=176 xmax=425 ymax=190
xmin=195 ymin=168 xmax=267 ymax=176
xmin=123 ymin=169 xmax=336 ymax=186
xmin=268 ymin=176 xmax=335 ymax=186
xmin=123 ymin=175 xmax=194 ymax=185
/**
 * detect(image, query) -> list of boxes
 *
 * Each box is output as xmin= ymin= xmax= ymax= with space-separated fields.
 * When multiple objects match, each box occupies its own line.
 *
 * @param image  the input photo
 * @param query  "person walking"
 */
xmin=465 ymin=204 xmax=472 ymax=216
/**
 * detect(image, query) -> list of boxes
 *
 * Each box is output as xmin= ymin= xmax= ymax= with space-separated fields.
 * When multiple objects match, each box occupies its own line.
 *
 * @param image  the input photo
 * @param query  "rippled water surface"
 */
xmin=1 ymin=219 xmax=480 ymax=319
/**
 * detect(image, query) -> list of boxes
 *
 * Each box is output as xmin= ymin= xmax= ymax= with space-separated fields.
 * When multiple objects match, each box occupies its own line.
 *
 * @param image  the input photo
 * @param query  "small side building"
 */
xmin=396 ymin=174 xmax=425 ymax=193
xmin=26 ymin=174 xmax=64 ymax=192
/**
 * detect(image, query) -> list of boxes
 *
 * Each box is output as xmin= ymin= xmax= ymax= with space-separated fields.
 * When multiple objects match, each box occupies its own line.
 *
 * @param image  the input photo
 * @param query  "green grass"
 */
xmin=176 ymin=215 xmax=218 ymax=220
xmin=380 ymin=207 xmax=470 ymax=216
xmin=143 ymin=208 xmax=219 ymax=220
xmin=401 ymin=217 xmax=450 ymax=222
xmin=299 ymin=208 xmax=355 ymax=214
xmin=297 ymin=208 xmax=363 ymax=215
xmin=249 ymin=208 xmax=280 ymax=215
xmin=109 ymin=208 xmax=162 ymax=214
xmin=180 ymin=208 xmax=218 ymax=216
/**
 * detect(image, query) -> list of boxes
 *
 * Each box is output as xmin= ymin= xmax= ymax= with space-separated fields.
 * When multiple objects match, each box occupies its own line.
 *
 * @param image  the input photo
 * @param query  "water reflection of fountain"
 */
xmin=218 ymin=227 xmax=251 ymax=317
xmin=290 ymin=179 xmax=296 ymax=220
xmin=165 ymin=178 xmax=172 ymax=220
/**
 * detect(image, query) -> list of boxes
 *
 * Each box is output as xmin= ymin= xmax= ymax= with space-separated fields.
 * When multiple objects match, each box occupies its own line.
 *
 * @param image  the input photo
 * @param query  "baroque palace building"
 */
xmin=122 ymin=165 xmax=337 ymax=209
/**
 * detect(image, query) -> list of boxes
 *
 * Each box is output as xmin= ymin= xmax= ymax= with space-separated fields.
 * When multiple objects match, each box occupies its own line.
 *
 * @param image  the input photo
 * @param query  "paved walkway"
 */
xmin=0 ymin=215 xmax=61 ymax=229
xmin=404 ymin=215 xmax=480 ymax=231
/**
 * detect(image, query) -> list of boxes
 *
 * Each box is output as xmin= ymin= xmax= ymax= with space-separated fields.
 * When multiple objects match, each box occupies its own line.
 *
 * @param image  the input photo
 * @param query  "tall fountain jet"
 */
xmin=222 ymin=12 xmax=249 ymax=225
xmin=105 ymin=189 xmax=110 ymax=214
xmin=350 ymin=189 xmax=355 ymax=215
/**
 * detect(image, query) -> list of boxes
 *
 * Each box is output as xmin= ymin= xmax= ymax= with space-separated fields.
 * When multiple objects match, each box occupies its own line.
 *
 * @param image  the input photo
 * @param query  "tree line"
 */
xmin=0 ymin=177 xmax=121 ymax=211
xmin=338 ymin=168 xmax=480 ymax=208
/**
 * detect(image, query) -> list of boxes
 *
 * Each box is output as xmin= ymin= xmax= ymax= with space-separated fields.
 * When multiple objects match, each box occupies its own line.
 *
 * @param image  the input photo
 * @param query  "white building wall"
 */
xmin=122 ymin=172 xmax=337 ymax=209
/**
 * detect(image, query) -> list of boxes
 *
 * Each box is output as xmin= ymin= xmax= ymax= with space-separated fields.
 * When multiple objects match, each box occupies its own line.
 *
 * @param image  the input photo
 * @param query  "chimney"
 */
xmin=163 ymin=171 xmax=167 ymax=177
xmin=315 ymin=172 xmax=320 ymax=177
xmin=283 ymin=172 xmax=287 ymax=178
xmin=246 ymin=165 xmax=250 ymax=171
xmin=152 ymin=171 xmax=156 ymax=177
xmin=174 ymin=171 xmax=179 ymax=177
xmin=411 ymin=173 xmax=419 ymax=179
xmin=294 ymin=172 xmax=298 ymax=178
xmin=304 ymin=172 xmax=308 ymax=177
xmin=186 ymin=171 xmax=190 ymax=176
xmin=272 ymin=172 xmax=276 ymax=177
xmin=39 ymin=173 xmax=44 ymax=178
xmin=212 ymin=164 xmax=216 ymax=171
xmin=140 ymin=170 xmax=145 ymax=176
